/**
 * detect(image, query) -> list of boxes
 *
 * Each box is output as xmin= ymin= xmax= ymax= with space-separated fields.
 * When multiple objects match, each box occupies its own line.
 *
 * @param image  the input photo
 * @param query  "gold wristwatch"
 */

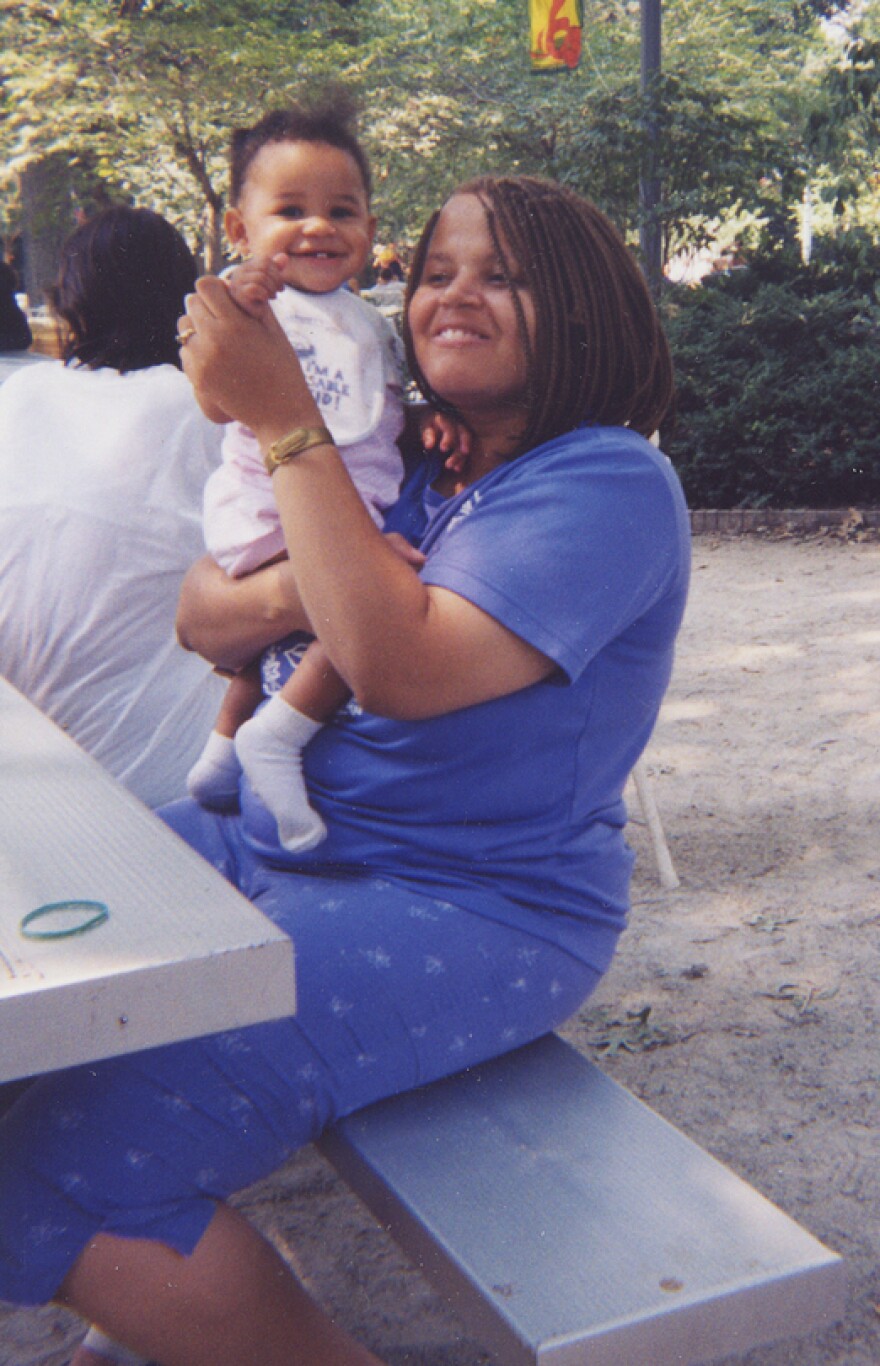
xmin=264 ymin=425 xmax=334 ymax=475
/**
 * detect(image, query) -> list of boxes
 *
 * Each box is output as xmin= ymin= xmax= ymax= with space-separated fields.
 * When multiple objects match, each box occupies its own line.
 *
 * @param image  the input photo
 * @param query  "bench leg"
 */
xmin=632 ymin=757 xmax=680 ymax=890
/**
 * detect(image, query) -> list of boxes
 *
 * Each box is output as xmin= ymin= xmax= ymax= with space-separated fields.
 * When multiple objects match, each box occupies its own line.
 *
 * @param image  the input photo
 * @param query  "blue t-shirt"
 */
xmin=244 ymin=425 xmax=690 ymax=973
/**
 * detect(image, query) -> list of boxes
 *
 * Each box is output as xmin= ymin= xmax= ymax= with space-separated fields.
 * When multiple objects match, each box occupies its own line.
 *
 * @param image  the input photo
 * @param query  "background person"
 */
xmin=362 ymin=253 xmax=407 ymax=329
xmin=0 ymin=174 xmax=689 ymax=1366
xmin=0 ymin=205 xmax=224 ymax=808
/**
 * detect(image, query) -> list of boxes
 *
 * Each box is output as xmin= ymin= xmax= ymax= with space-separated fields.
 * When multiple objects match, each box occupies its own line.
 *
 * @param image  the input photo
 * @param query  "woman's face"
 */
xmin=408 ymin=194 xmax=536 ymax=429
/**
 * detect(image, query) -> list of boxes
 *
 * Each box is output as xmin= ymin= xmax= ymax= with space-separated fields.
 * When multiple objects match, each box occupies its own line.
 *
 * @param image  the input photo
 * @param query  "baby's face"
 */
xmin=226 ymin=139 xmax=375 ymax=295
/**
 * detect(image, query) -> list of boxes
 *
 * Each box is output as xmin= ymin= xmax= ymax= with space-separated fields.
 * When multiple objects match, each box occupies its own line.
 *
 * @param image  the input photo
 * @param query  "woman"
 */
xmin=0 ymin=206 xmax=224 ymax=808
xmin=0 ymin=177 xmax=689 ymax=1366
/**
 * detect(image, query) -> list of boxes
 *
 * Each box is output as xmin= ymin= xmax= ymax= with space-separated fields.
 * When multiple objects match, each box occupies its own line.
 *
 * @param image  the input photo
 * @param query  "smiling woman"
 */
xmin=0 ymin=172 xmax=689 ymax=1366
xmin=406 ymin=193 xmax=537 ymax=451
xmin=405 ymin=175 xmax=673 ymax=459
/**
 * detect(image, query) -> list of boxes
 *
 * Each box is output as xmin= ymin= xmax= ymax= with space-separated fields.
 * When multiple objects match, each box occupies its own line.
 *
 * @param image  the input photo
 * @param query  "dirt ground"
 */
xmin=3 ymin=532 xmax=879 ymax=1366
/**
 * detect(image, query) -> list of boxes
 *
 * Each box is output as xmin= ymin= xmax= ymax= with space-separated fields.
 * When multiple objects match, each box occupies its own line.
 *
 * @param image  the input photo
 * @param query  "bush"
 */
xmin=661 ymin=242 xmax=880 ymax=508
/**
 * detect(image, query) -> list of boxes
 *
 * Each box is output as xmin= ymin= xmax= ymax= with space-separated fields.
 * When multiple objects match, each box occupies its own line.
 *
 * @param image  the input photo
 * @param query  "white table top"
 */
xmin=0 ymin=678 xmax=295 ymax=1082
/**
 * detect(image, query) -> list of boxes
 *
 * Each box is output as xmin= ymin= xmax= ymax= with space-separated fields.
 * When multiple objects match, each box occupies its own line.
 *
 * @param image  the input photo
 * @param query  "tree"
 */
xmin=793 ymin=2 xmax=880 ymax=234
xmin=1 ymin=0 xmax=872 ymax=273
xmin=0 ymin=0 xmax=362 ymax=267
xmin=352 ymin=0 xmax=844 ymax=261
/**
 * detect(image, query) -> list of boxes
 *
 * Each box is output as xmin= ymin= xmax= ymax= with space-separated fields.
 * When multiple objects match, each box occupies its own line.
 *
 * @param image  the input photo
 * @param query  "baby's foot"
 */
xmin=186 ymin=731 xmax=241 ymax=810
xmin=235 ymin=698 xmax=327 ymax=852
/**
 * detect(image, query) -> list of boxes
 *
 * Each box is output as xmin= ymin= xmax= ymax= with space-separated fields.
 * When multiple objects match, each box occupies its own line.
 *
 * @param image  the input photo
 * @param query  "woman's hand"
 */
xmin=176 ymin=554 xmax=310 ymax=673
xmin=178 ymin=276 xmax=321 ymax=441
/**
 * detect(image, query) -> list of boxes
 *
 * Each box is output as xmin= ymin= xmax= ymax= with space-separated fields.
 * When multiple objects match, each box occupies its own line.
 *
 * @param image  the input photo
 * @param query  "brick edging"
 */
xmin=690 ymin=508 xmax=880 ymax=535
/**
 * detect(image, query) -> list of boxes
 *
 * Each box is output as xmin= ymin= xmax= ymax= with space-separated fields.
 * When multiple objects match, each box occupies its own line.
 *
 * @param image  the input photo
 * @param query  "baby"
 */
xmin=186 ymin=96 xmax=407 ymax=851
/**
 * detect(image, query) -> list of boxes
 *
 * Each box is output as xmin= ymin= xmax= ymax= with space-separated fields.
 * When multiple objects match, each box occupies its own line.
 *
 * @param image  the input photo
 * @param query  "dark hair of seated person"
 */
xmin=48 ymin=206 xmax=198 ymax=373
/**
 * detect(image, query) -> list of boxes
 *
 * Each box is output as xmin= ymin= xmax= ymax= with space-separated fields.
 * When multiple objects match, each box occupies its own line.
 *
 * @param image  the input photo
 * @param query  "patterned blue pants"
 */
xmin=0 ymin=800 xmax=602 ymax=1305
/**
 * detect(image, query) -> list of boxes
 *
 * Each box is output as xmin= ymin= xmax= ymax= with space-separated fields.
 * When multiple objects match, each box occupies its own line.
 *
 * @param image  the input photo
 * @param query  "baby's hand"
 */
xmin=419 ymin=408 xmax=473 ymax=475
xmin=225 ymin=253 xmax=288 ymax=318
xmin=384 ymin=531 xmax=427 ymax=570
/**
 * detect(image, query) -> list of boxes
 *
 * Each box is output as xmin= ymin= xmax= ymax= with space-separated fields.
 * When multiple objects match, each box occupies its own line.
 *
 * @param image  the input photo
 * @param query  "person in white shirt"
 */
xmin=0 ymin=206 xmax=224 ymax=808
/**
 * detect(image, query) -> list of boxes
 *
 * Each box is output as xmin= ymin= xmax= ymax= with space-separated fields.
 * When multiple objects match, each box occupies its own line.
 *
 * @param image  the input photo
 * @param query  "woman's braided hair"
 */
xmin=403 ymin=175 xmax=674 ymax=453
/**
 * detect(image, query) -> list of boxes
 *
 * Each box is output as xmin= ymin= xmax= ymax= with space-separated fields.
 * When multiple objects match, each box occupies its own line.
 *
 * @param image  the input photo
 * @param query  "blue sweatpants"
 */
xmin=0 ymin=800 xmax=602 ymax=1305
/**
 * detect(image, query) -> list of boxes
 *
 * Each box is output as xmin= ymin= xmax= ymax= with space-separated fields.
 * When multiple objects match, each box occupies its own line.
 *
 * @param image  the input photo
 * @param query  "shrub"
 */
xmin=661 ymin=243 xmax=880 ymax=508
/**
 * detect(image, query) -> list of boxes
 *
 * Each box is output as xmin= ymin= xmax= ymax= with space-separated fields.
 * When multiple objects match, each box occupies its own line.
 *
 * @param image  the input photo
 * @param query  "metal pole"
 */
xmin=639 ymin=0 xmax=662 ymax=298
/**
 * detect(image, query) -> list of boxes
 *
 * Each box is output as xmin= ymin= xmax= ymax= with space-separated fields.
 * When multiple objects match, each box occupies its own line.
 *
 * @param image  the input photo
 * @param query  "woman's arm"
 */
xmin=176 ymin=554 xmax=310 ymax=673
xmin=180 ymin=280 xmax=555 ymax=718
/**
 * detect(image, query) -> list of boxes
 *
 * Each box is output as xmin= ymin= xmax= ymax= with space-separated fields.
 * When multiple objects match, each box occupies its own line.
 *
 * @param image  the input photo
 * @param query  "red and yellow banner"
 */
xmin=530 ymin=0 xmax=582 ymax=71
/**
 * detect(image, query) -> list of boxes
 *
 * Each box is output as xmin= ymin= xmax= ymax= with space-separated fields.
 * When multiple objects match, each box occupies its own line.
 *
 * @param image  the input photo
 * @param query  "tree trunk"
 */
xmin=18 ymin=155 xmax=74 ymax=307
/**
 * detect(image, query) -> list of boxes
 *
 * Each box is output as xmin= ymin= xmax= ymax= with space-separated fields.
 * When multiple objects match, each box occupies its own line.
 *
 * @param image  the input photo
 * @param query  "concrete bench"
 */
xmin=319 ymin=1033 xmax=844 ymax=1365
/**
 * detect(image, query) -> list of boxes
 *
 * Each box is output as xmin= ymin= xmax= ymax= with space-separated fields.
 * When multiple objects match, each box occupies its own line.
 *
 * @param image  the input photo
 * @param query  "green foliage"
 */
xmin=0 ymin=0 xmax=877 ymax=287
xmin=551 ymin=71 xmax=803 ymax=259
xmin=357 ymin=0 xmax=833 ymax=255
xmin=0 ymin=0 xmax=362 ymax=265
xmin=662 ymin=245 xmax=880 ymax=507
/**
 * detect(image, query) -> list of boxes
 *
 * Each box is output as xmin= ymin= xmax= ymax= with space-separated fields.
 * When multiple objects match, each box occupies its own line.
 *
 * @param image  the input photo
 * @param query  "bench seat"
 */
xmin=319 ymin=1034 xmax=844 ymax=1365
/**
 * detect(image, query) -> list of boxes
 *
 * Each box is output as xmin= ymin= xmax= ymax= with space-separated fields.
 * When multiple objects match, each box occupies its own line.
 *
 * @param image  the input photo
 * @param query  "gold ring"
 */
xmin=177 ymin=325 xmax=196 ymax=345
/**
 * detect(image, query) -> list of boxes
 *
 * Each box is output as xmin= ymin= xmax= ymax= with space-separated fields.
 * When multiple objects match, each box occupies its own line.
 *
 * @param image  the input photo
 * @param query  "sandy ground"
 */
xmin=2 ymin=531 xmax=879 ymax=1366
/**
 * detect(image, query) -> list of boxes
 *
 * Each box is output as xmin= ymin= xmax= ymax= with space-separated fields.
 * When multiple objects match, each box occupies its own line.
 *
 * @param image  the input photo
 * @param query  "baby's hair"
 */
xmin=404 ymin=175 xmax=674 ymax=451
xmin=229 ymin=87 xmax=371 ymax=206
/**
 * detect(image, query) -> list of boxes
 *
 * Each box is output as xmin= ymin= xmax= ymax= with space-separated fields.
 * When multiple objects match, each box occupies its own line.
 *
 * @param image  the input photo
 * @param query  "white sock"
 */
xmin=81 ymin=1326 xmax=152 ymax=1365
xmin=235 ymin=695 xmax=327 ymax=852
xmin=186 ymin=730 xmax=241 ymax=809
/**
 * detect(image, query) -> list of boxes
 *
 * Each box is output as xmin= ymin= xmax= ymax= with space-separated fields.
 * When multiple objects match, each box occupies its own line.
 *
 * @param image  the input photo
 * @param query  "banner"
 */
xmin=530 ymin=0 xmax=582 ymax=71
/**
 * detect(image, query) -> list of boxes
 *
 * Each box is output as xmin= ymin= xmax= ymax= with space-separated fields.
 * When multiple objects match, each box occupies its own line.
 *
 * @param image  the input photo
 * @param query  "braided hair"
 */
xmin=404 ymin=176 xmax=673 ymax=454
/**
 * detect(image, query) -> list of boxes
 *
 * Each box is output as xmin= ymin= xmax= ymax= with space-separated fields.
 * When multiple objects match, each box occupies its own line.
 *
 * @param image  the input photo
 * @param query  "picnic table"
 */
xmin=0 ymin=676 xmax=295 ymax=1084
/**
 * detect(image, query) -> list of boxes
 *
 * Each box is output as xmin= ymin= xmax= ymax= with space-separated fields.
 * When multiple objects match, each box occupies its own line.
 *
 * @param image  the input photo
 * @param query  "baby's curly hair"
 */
xmin=404 ymin=176 xmax=674 ymax=451
xmin=229 ymin=87 xmax=371 ymax=206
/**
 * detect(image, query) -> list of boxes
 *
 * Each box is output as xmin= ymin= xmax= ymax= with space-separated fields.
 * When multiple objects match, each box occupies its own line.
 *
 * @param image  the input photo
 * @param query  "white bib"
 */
xmin=270 ymin=287 xmax=395 ymax=447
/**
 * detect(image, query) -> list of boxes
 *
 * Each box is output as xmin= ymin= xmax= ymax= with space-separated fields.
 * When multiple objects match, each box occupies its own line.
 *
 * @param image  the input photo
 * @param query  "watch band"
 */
xmin=264 ymin=425 xmax=334 ymax=475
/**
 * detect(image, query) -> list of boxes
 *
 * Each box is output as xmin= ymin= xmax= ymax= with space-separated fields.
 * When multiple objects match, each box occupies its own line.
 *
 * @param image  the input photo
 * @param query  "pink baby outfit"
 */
xmin=204 ymin=285 xmax=405 ymax=576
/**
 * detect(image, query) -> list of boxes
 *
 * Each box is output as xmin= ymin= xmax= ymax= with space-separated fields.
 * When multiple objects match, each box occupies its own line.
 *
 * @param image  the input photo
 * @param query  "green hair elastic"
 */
xmin=20 ymin=899 xmax=110 ymax=941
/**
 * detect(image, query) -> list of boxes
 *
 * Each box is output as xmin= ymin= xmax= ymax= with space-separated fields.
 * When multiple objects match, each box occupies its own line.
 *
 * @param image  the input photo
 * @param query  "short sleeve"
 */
xmin=419 ymin=429 xmax=690 ymax=682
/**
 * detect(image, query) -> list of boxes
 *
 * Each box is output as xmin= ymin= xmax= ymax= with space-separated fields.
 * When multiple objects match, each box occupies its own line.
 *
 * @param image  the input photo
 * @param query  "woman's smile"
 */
xmin=431 ymin=324 xmax=491 ymax=344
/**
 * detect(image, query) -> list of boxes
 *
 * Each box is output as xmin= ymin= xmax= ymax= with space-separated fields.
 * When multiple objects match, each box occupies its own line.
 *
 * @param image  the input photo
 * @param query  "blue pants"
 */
xmin=0 ymin=801 xmax=602 ymax=1305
